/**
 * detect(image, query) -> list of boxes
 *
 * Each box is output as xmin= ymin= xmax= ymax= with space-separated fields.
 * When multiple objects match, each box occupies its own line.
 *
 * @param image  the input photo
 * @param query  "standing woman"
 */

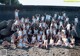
xmin=15 ymin=9 xmax=19 ymax=19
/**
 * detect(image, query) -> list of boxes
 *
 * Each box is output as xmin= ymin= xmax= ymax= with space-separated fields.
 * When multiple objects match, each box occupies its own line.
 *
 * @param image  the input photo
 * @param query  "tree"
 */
xmin=0 ymin=0 xmax=20 ymax=5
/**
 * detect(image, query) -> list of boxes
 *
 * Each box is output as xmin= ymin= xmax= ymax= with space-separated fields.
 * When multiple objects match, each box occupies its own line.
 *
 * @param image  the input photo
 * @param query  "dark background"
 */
xmin=0 ymin=5 xmax=80 ymax=38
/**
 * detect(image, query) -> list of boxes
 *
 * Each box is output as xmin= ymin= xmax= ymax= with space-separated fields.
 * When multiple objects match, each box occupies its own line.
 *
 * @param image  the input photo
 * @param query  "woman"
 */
xmin=22 ymin=34 xmax=29 ymax=48
xmin=61 ymin=33 xmax=69 ymax=47
xmin=17 ymin=28 xmax=23 ymax=48
xmin=55 ymin=38 xmax=62 ymax=46
xmin=31 ymin=35 xmax=36 ymax=44
xmin=49 ymin=37 xmax=54 ymax=47
xmin=70 ymin=36 xmax=75 ymax=48
xmin=42 ymin=32 xmax=46 ymax=41
xmin=43 ymin=37 xmax=48 ymax=49
xmin=11 ymin=34 xmax=16 ymax=49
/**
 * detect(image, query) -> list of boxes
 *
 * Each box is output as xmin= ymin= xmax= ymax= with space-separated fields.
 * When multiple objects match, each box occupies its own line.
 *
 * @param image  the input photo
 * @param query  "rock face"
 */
xmin=0 ymin=46 xmax=80 ymax=56
xmin=0 ymin=20 xmax=14 ymax=39
xmin=0 ymin=21 xmax=7 ymax=30
xmin=0 ymin=29 xmax=11 ymax=36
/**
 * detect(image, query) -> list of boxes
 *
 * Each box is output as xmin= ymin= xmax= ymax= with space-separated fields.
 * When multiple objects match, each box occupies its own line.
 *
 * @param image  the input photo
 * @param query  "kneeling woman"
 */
xmin=62 ymin=34 xmax=69 ymax=47
xmin=17 ymin=28 xmax=23 ymax=48
xmin=49 ymin=37 xmax=55 ymax=47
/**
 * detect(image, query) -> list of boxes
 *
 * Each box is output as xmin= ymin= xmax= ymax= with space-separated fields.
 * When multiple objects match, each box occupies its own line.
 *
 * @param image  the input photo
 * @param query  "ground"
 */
xmin=0 ymin=45 xmax=80 ymax=56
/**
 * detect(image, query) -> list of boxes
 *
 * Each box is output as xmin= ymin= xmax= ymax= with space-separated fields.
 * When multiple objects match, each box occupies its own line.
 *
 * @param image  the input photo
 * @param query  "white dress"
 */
xmin=49 ymin=39 xmax=54 ymax=45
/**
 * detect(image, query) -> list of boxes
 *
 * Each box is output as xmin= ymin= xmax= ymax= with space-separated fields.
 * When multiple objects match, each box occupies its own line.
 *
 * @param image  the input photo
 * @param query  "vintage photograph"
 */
xmin=0 ymin=0 xmax=80 ymax=56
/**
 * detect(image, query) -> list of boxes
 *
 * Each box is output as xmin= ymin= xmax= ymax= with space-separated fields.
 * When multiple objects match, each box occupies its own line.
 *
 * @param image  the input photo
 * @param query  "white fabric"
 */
xmin=54 ymin=13 xmax=57 ymax=18
xmin=49 ymin=39 xmax=54 ymax=45
xmin=41 ymin=16 xmax=44 ymax=21
xmin=18 ymin=31 xmax=23 ymax=36
xmin=23 ymin=29 xmax=26 ymax=35
xmin=21 ymin=17 xmax=24 ymax=23
xmin=46 ymin=15 xmax=51 ymax=20
xmin=32 ymin=36 xmax=36 ymax=43
xmin=42 ymin=34 xmax=46 ymax=41
xmin=66 ymin=23 xmax=71 ymax=30
xmin=37 ymin=35 xmax=41 ymax=41
xmin=62 ymin=29 xmax=66 ymax=34
xmin=15 ymin=12 xmax=18 ymax=17
xmin=75 ymin=18 xmax=78 ymax=23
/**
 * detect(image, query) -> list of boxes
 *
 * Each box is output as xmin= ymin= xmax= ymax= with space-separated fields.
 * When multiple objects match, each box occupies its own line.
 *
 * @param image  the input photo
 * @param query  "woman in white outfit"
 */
xmin=17 ymin=29 xmax=23 ymax=48
xmin=31 ymin=35 xmax=36 ymax=44
xmin=49 ymin=37 xmax=54 ymax=46
xmin=43 ymin=37 xmax=48 ymax=48
xmin=70 ymin=36 xmax=75 ymax=48
xmin=61 ymin=33 xmax=69 ymax=47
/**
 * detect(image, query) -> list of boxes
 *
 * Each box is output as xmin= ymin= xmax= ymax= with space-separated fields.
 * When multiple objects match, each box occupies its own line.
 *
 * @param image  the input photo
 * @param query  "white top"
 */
xmin=25 ymin=19 xmax=29 ymax=23
xmin=63 ymin=13 xmax=66 ymax=17
xmin=28 ymin=30 xmax=32 ymax=34
xmin=26 ymin=24 xmax=30 ymax=30
xmin=66 ymin=17 xmax=69 ymax=22
xmin=54 ymin=13 xmax=57 ymax=18
xmin=21 ymin=17 xmax=24 ymax=23
xmin=61 ymin=16 xmax=63 ymax=20
xmin=15 ymin=11 xmax=18 ymax=17
xmin=46 ymin=15 xmax=51 ymax=20
xmin=75 ymin=18 xmax=78 ymax=23
xmin=42 ymin=34 xmax=46 ymax=41
xmin=54 ymin=23 xmax=57 ymax=29
xmin=36 ymin=17 xmax=39 ymax=21
xmin=14 ymin=20 xmax=19 ymax=25
xmin=40 ymin=31 xmax=43 ymax=35
xmin=44 ymin=40 xmax=48 ymax=45
xmin=23 ymin=29 xmax=26 ymax=35
xmin=39 ymin=23 xmax=42 ymax=27
xmin=46 ymin=29 xmax=50 ymax=35
xmin=62 ymin=29 xmax=66 ymax=34
xmin=50 ymin=39 xmax=54 ymax=44
xmin=23 ymin=23 xmax=26 ymax=29
xmin=66 ymin=23 xmax=71 ymax=30
xmin=34 ymin=29 xmax=38 ymax=34
xmin=56 ymin=39 xmax=62 ymax=45
xmin=42 ymin=22 xmax=46 ymax=27
xmin=59 ymin=21 xmax=63 ymax=27
xmin=41 ymin=16 xmax=45 ymax=21
xmin=53 ymin=29 xmax=56 ymax=35
xmin=32 ymin=36 xmax=36 ymax=43
xmin=18 ymin=31 xmax=23 ymax=36
xmin=58 ymin=16 xmax=61 ymax=19
xmin=37 ymin=35 xmax=41 ymax=41
xmin=32 ymin=18 xmax=36 ymax=23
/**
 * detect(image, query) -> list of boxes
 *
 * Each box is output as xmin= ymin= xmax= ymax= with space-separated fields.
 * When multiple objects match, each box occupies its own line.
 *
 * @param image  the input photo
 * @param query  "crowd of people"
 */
xmin=2 ymin=9 xmax=79 ymax=49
